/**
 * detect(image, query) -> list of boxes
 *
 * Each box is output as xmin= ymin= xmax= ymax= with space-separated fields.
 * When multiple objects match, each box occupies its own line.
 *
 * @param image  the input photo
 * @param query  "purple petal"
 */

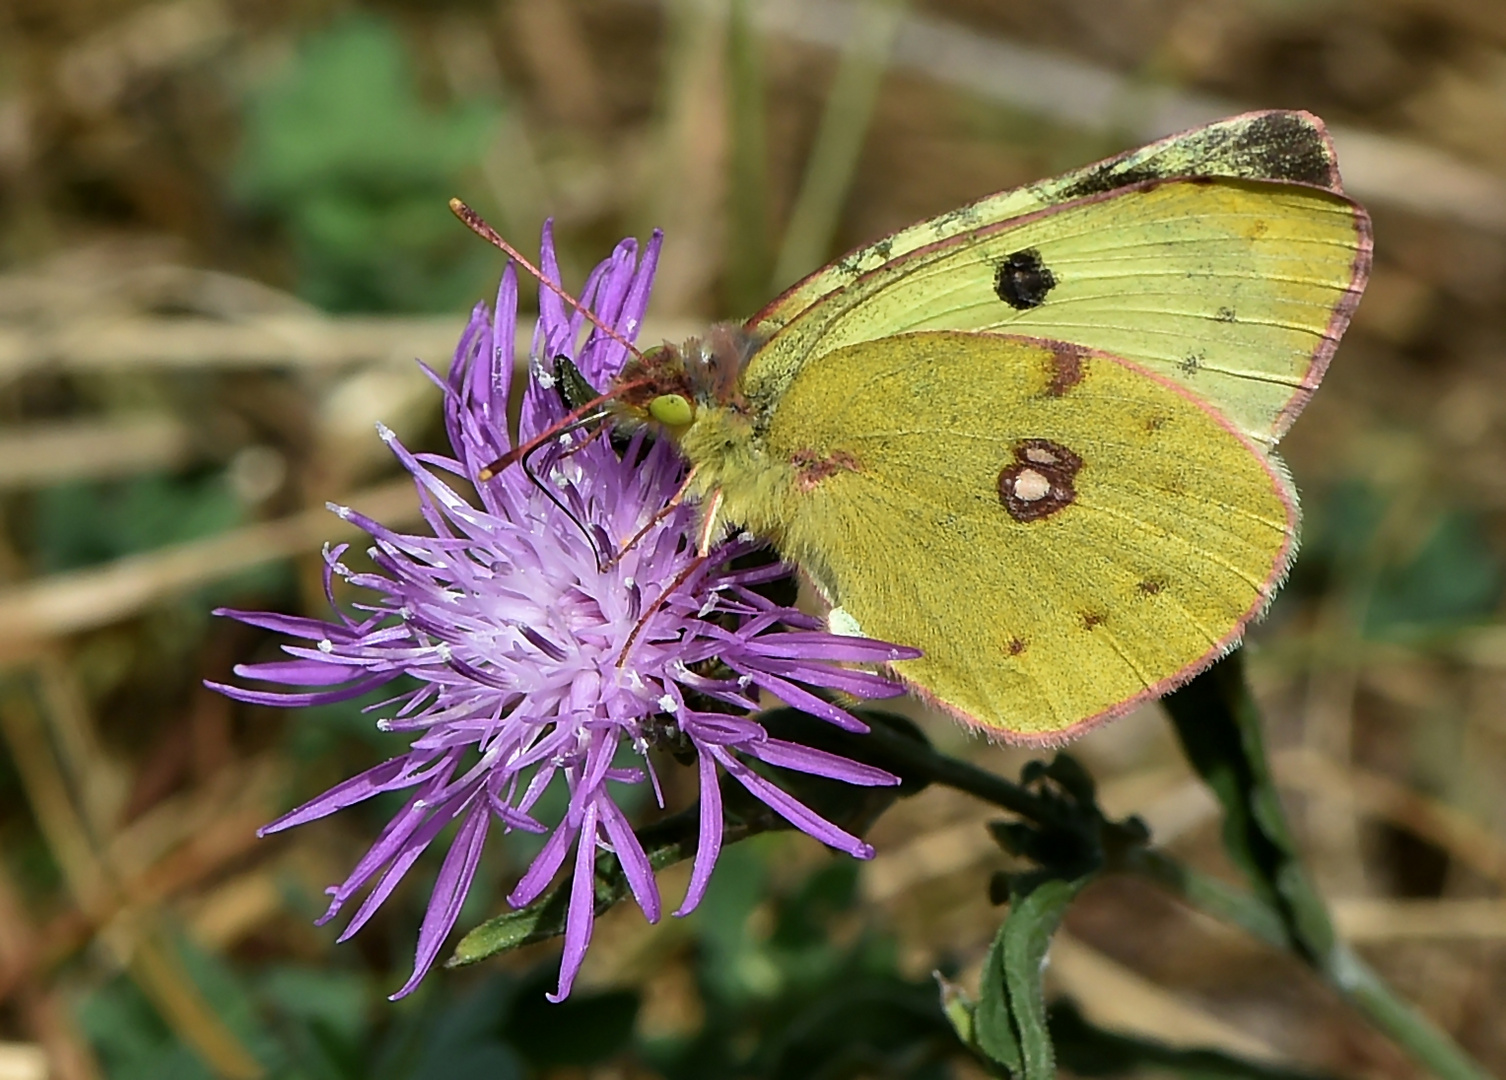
xmin=337 ymin=785 xmax=475 ymax=942
xmin=485 ymin=262 xmax=519 ymax=422
xmin=233 ymin=660 xmax=366 ymax=686
xmin=205 ymin=675 xmax=389 ymax=709
xmin=597 ymin=795 xmax=660 ymax=924
xmin=391 ymin=803 xmax=490 ymax=999
xmin=259 ymin=755 xmax=412 ymax=835
xmin=745 ymin=738 xmax=898 ymax=786
xmin=213 ymin=608 xmax=346 ymax=640
xmin=721 ymin=663 xmax=868 ymax=732
xmin=317 ymin=777 xmax=449 ymax=924
xmin=709 ymin=745 xmax=874 ymax=860
xmin=510 ymin=816 xmax=578 ymax=908
xmin=674 ymin=748 xmax=721 ymax=917
xmin=548 ymin=801 xmax=600 ymax=1002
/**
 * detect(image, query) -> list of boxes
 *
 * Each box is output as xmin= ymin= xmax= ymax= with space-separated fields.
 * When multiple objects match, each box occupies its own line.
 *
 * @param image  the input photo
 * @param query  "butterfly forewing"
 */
xmin=750 ymin=109 xmax=1347 ymax=343
xmin=744 ymin=177 xmax=1368 ymax=448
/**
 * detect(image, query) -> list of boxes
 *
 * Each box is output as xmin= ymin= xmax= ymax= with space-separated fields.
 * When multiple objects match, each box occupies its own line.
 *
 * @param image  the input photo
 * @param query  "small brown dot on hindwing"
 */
xmin=994 ymin=248 xmax=1056 ymax=310
xmin=1216 ymin=306 xmax=1236 ymax=322
xmin=1180 ymin=350 xmax=1204 ymax=375
xmin=1137 ymin=578 xmax=1164 ymax=596
xmin=1081 ymin=611 xmax=1106 ymax=630
xmin=1005 ymin=637 xmax=1027 ymax=656
xmin=997 ymin=438 xmax=1083 ymax=522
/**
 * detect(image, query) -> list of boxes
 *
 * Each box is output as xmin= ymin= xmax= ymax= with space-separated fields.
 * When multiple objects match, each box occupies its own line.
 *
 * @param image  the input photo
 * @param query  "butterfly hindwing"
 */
xmin=759 ymin=332 xmax=1296 ymax=742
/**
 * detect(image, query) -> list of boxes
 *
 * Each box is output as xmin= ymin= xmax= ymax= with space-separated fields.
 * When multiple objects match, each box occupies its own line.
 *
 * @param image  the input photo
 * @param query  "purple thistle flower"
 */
xmin=210 ymin=223 xmax=919 ymax=1001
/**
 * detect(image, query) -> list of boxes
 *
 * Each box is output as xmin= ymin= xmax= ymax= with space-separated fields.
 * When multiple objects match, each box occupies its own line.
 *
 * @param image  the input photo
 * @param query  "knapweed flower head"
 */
xmin=211 ymin=224 xmax=919 ymax=1000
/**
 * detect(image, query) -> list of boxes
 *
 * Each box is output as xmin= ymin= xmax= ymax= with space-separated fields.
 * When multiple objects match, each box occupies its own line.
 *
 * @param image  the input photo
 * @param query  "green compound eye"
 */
xmin=648 ymin=393 xmax=694 ymax=427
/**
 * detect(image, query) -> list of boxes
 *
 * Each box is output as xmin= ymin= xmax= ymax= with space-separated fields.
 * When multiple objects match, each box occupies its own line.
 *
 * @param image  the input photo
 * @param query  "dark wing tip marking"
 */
xmin=1054 ymin=111 xmax=1340 ymax=200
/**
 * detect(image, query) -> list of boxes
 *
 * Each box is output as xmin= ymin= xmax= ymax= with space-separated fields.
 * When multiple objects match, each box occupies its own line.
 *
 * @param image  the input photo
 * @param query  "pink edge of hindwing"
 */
xmin=750 ymin=174 xmax=1369 ymax=448
xmin=877 ymin=335 xmax=1301 ymax=749
xmin=745 ymin=109 xmax=1346 ymax=335
xmin=1269 ymin=200 xmax=1374 ymax=440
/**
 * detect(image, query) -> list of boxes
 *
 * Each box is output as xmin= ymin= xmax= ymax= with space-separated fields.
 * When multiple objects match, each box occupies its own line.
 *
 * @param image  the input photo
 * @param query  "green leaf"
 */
xmin=1005 ymin=878 xmax=1089 ymax=1080
xmin=34 ymin=474 xmax=244 ymax=573
xmin=976 ymin=874 xmax=1092 ymax=1079
xmin=974 ymin=920 xmax=1023 ymax=1074
xmin=234 ymin=13 xmax=499 ymax=312
xmin=1162 ymin=652 xmax=1335 ymax=965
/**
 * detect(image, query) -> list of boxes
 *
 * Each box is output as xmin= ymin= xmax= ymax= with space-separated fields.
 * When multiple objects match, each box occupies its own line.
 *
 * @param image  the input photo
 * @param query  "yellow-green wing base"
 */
xmin=736 ymin=332 xmax=1296 ymax=744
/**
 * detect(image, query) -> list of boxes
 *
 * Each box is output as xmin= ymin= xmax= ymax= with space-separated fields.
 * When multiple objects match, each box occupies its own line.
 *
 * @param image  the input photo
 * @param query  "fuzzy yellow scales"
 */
xmin=612 ymin=110 xmax=1370 ymax=743
xmin=738 ymin=333 xmax=1294 ymax=738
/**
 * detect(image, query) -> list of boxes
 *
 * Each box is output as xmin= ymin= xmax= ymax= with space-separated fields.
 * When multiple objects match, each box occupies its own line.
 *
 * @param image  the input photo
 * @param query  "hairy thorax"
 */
xmin=677 ymin=404 xmax=797 ymax=543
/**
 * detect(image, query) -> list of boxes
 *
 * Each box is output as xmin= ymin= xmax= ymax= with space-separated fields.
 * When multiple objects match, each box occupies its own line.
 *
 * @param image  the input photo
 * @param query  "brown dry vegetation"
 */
xmin=2 ymin=1 xmax=1506 ymax=1078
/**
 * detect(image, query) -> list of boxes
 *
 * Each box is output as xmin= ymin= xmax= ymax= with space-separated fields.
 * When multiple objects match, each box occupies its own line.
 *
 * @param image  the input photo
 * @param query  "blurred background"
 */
xmin=2 ymin=0 xmax=1506 ymax=1077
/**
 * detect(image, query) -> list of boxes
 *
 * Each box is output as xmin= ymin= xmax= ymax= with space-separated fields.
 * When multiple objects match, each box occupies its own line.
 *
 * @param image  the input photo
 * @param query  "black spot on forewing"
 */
xmin=1216 ymin=306 xmax=1236 ymax=322
xmin=994 ymin=249 xmax=1056 ymax=310
xmin=1180 ymin=350 xmax=1204 ymax=375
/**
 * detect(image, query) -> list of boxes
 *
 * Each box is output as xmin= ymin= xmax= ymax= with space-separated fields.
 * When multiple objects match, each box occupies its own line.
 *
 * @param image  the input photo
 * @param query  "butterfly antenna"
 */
xmin=449 ymin=199 xmax=659 ymax=481
xmin=474 ymin=379 xmax=654 ymax=480
xmin=617 ymin=554 xmax=710 ymax=669
xmin=520 ymin=425 xmax=616 ymax=572
xmin=449 ymin=198 xmax=647 ymax=367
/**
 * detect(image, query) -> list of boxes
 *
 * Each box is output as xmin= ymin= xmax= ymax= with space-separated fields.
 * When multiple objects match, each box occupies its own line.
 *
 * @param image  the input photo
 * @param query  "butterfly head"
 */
xmin=612 ymin=324 xmax=762 ymax=434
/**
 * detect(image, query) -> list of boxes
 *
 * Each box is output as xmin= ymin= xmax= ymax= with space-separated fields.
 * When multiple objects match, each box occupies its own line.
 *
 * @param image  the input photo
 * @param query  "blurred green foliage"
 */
xmin=32 ymin=474 xmax=243 ymax=574
xmin=234 ymin=14 xmax=499 ymax=312
xmin=1295 ymin=480 xmax=1503 ymax=637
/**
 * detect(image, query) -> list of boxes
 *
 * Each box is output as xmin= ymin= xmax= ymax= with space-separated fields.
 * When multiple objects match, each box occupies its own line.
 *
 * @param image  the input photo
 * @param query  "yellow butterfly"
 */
xmin=507 ymin=110 xmax=1371 ymax=744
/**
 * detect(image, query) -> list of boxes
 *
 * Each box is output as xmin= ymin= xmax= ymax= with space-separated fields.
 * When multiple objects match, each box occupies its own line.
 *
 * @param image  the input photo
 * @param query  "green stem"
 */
xmin=1329 ymin=944 xmax=1491 ymax=1080
xmin=1118 ymin=848 xmax=1289 ymax=949
xmin=858 ymin=718 xmax=1067 ymax=825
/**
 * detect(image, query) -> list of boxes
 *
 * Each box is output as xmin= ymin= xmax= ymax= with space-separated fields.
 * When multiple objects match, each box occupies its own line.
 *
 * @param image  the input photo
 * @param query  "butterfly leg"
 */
xmin=609 ymin=465 xmax=700 ymax=566
xmin=616 ymin=552 xmax=710 ymax=669
xmin=615 ymin=485 xmax=726 ymax=668
xmin=695 ymin=486 xmax=726 ymax=557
